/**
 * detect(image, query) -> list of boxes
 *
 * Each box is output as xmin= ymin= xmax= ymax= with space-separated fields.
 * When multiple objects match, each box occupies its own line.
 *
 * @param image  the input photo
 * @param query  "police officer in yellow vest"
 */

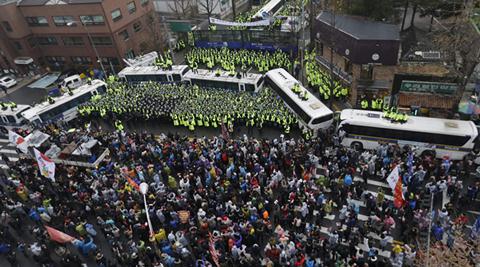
xmin=360 ymin=95 xmax=369 ymax=109
xmin=115 ymin=120 xmax=124 ymax=131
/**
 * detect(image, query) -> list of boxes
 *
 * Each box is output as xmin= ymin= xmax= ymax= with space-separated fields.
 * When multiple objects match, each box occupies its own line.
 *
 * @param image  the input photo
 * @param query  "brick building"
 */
xmin=0 ymin=0 xmax=162 ymax=74
xmin=312 ymin=11 xmax=458 ymax=111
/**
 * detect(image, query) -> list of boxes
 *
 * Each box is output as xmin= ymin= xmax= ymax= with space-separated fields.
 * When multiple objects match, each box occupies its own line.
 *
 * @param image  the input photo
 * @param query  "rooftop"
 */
xmin=316 ymin=11 xmax=400 ymax=41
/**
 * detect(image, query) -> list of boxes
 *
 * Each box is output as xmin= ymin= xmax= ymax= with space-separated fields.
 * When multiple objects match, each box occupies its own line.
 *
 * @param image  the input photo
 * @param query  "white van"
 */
xmin=60 ymin=75 xmax=82 ymax=89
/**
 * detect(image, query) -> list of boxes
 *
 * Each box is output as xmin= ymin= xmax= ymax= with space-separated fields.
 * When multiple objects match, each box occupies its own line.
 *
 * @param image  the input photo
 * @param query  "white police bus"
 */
xmin=265 ymin=68 xmax=334 ymax=131
xmin=22 ymin=80 xmax=107 ymax=125
xmin=0 ymin=104 xmax=32 ymax=134
xmin=252 ymin=0 xmax=284 ymax=19
xmin=338 ymin=109 xmax=479 ymax=161
xmin=118 ymin=65 xmax=190 ymax=83
xmin=183 ymin=69 xmax=264 ymax=93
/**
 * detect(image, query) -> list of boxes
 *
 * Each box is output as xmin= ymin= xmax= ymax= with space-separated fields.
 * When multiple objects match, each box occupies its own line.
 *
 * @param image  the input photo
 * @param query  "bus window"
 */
xmin=182 ymin=67 xmax=189 ymax=76
xmin=246 ymin=84 xmax=255 ymax=92
xmin=173 ymin=74 xmax=181 ymax=81
xmin=239 ymin=84 xmax=245 ymax=91
xmin=311 ymin=113 xmax=334 ymax=125
xmin=97 ymin=85 xmax=107 ymax=94
xmin=6 ymin=115 xmax=16 ymax=123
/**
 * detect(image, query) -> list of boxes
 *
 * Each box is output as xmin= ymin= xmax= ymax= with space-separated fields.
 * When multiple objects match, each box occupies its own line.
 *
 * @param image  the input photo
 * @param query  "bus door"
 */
xmin=167 ymin=74 xmax=173 ymax=83
xmin=239 ymin=83 xmax=245 ymax=92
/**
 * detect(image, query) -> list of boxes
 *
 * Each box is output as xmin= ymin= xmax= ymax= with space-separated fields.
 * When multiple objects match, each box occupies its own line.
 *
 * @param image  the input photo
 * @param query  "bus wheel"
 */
xmin=351 ymin=142 xmax=363 ymax=151
xmin=421 ymin=150 xmax=436 ymax=159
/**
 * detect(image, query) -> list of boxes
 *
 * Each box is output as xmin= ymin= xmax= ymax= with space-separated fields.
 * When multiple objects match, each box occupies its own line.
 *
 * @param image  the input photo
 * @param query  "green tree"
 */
xmin=346 ymin=0 xmax=395 ymax=21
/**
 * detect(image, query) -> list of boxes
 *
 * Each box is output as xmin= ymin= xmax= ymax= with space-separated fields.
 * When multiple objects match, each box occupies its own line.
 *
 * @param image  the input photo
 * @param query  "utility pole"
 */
xmin=328 ymin=5 xmax=336 ymax=109
xmin=300 ymin=1 xmax=306 ymax=84
xmin=232 ymin=0 xmax=237 ymax=20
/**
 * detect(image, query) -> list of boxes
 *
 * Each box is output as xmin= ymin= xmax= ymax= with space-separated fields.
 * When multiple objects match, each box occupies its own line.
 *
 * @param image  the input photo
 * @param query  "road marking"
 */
xmin=324 ymin=214 xmax=335 ymax=220
xmin=0 ymin=148 xmax=17 ymax=154
xmin=354 ymin=176 xmax=390 ymax=189
xmin=0 ymin=163 xmax=8 ymax=169
xmin=319 ymin=226 xmax=392 ymax=258
xmin=366 ymin=190 xmax=394 ymax=201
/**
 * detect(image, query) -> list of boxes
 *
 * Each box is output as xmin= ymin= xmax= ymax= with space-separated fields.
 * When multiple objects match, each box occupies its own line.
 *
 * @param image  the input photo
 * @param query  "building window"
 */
xmin=125 ymin=49 xmax=135 ymax=59
xmin=111 ymin=9 xmax=122 ymax=22
xmin=119 ymin=29 xmax=129 ymax=40
xmin=26 ymin=16 xmax=49 ymax=27
xmin=71 ymin=56 xmax=92 ymax=65
xmin=37 ymin=36 xmax=58 ymax=45
xmin=45 ymin=56 xmax=66 ymax=66
xmin=80 ymin=15 xmax=105 ymax=25
xmin=127 ymin=2 xmax=136 ymax=14
xmin=13 ymin=42 xmax=22 ymax=50
xmin=63 ymin=37 xmax=84 ymax=46
xmin=2 ymin=21 xmax=12 ymax=32
xmin=27 ymin=38 xmax=37 ymax=48
xmin=100 ymin=57 xmax=120 ymax=65
xmin=141 ymin=0 xmax=149 ymax=6
xmin=133 ymin=22 xmax=142 ymax=32
xmin=360 ymin=64 xmax=373 ymax=80
xmin=91 ymin=36 xmax=113 ymax=46
xmin=53 ymin=16 xmax=74 ymax=26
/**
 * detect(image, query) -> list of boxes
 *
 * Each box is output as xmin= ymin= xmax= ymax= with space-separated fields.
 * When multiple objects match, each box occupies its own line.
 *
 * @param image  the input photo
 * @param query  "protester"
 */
xmin=0 ymin=115 xmax=478 ymax=266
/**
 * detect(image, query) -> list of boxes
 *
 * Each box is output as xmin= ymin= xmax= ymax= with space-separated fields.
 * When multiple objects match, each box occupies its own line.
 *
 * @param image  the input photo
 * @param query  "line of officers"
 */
xmin=360 ymin=95 xmax=409 ymax=123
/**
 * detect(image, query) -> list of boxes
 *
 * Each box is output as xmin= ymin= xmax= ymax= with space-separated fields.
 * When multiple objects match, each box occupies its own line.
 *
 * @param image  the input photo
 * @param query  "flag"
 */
xmin=34 ymin=148 xmax=55 ymax=182
xmin=121 ymin=166 xmax=140 ymax=191
xmin=8 ymin=130 xmax=28 ymax=153
xmin=221 ymin=123 xmax=229 ymax=141
xmin=45 ymin=226 xmax=75 ymax=243
xmin=386 ymin=166 xmax=404 ymax=208
xmin=209 ymin=232 xmax=220 ymax=267
xmin=386 ymin=166 xmax=400 ymax=190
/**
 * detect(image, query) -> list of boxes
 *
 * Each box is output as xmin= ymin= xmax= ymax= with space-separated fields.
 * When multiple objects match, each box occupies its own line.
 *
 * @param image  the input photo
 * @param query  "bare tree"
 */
xmin=433 ymin=1 xmax=480 ymax=103
xmin=168 ymin=0 xmax=193 ymax=19
xmin=141 ymin=10 xmax=166 ymax=53
xmin=198 ymin=0 xmax=220 ymax=26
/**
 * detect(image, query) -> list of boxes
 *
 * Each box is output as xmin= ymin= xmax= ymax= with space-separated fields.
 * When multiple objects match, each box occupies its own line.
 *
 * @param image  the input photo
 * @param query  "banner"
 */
xmin=8 ymin=130 xmax=28 ymax=154
xmin=209 ymin=17 xmax=270 ymax=27
xmin=386 ymin=166 xmax=404 ymax=208
xmin=45 ymin=226 xmax=75 ymax=243
xmin=34 ymin=148 xmax=56 ymax=182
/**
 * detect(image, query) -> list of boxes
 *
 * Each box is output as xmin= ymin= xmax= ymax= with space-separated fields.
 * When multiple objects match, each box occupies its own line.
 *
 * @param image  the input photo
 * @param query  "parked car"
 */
xmin=0 ymin=76 xmax=17 ymax=88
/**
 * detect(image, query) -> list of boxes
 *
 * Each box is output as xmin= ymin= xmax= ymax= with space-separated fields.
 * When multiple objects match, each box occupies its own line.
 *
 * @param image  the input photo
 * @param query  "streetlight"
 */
xmin=139 ymin=182 xmax=154 ymax=236
xmin=67 ymin=21 xmax=107 ymax=76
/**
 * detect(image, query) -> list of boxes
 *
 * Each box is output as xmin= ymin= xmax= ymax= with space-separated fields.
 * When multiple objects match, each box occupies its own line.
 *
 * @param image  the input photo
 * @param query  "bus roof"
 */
xmin=22 ymin=80 xmax=106 ymax=121
xmin=118 ymin=65 xmax=189 ymax=78
xmin=0 ymin=104 xmax=31 ymax=116
xmin=266 ymin=68 xmax=333 ymax=118
xmin=253 ymin=0 xmax=283 ymax=18
xmin=340 ymin=109 xmax=477 ymax=136
xmin=183 ymin=69 xmax=263 ymax=84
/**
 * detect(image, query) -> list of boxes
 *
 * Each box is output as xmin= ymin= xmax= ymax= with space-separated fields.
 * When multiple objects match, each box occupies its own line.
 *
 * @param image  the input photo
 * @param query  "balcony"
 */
xmin=315 ymin=55 xmax=352 ymax=84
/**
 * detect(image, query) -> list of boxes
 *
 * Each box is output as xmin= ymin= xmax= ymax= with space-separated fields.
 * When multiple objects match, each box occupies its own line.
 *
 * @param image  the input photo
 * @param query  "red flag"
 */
xmin=45 ymin=226 xmax=75 ymax=243
xmin=393 ymin=177 xmax=404 ymax=208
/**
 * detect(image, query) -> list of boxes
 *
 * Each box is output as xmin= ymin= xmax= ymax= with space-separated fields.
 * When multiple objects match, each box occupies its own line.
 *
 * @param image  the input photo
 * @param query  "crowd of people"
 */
xmin=1 ymin=120 xmax=479 ymax=267
xmin=304 ymin=51 xmax=349 ymax=101
xmin=185 ymin=48 xmax=292 ymax=74
xmin=78 ymin=81 xmax=298 ymax=134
